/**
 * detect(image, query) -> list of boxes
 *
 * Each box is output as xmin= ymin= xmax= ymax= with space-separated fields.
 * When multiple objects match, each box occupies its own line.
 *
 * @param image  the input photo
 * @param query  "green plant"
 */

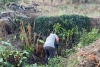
xmin=78 ymin=28 xmax=100 ymax=47
xmin=53 ymin=22 xmax=75 ymax=40
xmin=0 ymin=41 xmax=14 ymax=67
xmin=53 ymin=23 xmax=66 ymax=39
xmin=0 ymin=39 xmax=31 ymax=67
xmin=65 ymin=49 xmax=74 ymax=57
xmin=35 ymin=15 xmax=90 ymax=36
xmin=65 ymin=47 xmax=79 ymax=67
xmin=53 ymin=22 xmax=76 ymax=49
xmin=1 ymin=50 xmax=30 ymax=67
xmin=0 ymin=0 xmax=19 ymax=5
xmin=17 ymin=50 xmax=30 ymax=67
xmin=47 ymin=57 xmax=62 ymax=67
xmin=67 ymin=59 xmax=79 ymax=67
xmin=38 ymin=57 xmax=63 ymax=67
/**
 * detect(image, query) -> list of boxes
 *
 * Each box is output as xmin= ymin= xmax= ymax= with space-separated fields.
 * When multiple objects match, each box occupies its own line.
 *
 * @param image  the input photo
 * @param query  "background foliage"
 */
xmin=34 ymin=14 xmax=91 ymax=48
xmin=34 ymin=14 xmax=91 ymax=36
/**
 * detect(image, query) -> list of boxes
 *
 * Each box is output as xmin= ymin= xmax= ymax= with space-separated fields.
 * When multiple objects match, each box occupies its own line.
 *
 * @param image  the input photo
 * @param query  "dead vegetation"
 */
xmin=75 ymin=39 xmax=100 ymax=67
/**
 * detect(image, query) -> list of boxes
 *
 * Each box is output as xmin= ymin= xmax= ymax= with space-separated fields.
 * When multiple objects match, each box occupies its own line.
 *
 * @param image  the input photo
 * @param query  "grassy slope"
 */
xmin=38 ymin=4 xmax=100 ymax=17
xmin=25 ymin=0 xmax=99 ymax=17
xmin=0 ymin=0 xmax=100 ymax=17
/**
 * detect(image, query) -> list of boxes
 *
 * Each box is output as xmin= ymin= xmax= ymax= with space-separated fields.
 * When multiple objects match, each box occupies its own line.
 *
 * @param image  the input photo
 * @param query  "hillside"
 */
xmin=76 ymin=39 xmax=100 ymax=67
xmin=0 ymin=0 xmax=100 ymax=67
xmin=27 ymin=0 xmax=100 ymax=17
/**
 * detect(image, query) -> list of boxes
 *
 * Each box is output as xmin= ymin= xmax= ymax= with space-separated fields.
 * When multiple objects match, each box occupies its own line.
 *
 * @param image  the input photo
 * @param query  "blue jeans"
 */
xmin=44 ymin=46 xmax=55 ymax=64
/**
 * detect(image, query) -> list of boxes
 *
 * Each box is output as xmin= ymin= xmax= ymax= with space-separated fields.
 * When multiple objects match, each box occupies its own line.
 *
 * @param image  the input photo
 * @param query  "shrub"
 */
xmin=34 ymin=14 xmax=91 ymax=47
xmin=34 ymin=14 xmax=91 ymax=36
xmin=78 ymin=28 xmax=100 ymax=47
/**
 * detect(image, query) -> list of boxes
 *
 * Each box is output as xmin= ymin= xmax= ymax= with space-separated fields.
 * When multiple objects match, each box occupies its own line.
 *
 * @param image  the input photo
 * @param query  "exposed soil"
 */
xmin=76 ymin=39 xmax=100 ymax=67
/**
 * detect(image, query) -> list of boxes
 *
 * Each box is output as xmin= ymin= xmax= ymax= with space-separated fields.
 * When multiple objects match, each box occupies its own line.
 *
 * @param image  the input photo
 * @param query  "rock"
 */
xmin=6 ymin=2 xmax=19 ymax=11
xmin=1 ymin=11 xmax=15 ymax=20
xmin=24 ymin=4 xmax=39 ymax=13
xmin=1 ymin=17 xmax=16 ymax=34
xmin=0 ymin=19 xmax=8 ymax=37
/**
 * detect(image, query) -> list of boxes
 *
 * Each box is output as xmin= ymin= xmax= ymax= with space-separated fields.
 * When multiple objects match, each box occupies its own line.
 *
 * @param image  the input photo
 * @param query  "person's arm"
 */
xmin=55 ymin=35 xmax=59 ymax=55
xmin=55 ymin=35 xmax=59 ymax=44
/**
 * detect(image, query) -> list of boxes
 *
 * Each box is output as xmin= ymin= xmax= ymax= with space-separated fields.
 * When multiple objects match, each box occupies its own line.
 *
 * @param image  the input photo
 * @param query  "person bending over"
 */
xmin=43 ymin=31 xmax=59 ymax=64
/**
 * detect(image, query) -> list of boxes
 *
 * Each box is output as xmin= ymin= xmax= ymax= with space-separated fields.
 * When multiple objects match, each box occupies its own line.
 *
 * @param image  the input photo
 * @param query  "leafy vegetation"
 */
xmin=0 ymin=1 xmax=99 ymax=65
xmin=0 ymin=0 xmax=99 ymax=66
xmin=78 ymin=28 xmax=100 ymax=47
xmin=12 ymin=14 xmax=100 ymax=67
xmin=0 ymin=14 xmax=99 ymax=67
xmin=0 ymin=40 xmax=30 ymax=67
xmin=35 ymin=14 xmax=90 ymax=36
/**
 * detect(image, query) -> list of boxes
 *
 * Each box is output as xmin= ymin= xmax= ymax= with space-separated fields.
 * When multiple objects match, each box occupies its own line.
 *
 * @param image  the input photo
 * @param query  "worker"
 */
xmin=43 ymin=31 xmax=59 ymax=64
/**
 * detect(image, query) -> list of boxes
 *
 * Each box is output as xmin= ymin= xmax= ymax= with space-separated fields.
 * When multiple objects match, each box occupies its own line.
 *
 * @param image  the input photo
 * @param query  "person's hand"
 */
xmin=55 ymin=44 xmax=59 ymax=49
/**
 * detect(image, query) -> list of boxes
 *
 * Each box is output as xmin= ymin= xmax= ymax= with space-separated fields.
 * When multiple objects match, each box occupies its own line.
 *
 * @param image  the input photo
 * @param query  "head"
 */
xmin=47 ymin=30 xmax=54 ymax=36
xmin=50 ymin=31 xmax=53 ymax=34
xmin=49 ymin=30 xmax=55 ymax=35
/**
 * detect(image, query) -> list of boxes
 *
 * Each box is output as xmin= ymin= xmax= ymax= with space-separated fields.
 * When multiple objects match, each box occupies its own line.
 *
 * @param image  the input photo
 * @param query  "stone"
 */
xmin=0 ymin=19 xmax=8 ymax=37
xmin=1 ymin=11 xmax=15 ymax=20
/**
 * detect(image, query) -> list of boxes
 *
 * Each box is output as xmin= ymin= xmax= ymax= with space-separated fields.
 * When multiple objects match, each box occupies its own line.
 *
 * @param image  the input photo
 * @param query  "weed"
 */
xmin=78 ymin=28 xmax=100 ymax=47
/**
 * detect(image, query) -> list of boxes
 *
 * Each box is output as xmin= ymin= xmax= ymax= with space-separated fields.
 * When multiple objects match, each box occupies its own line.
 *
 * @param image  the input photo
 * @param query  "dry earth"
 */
xmin=76 ymin=39 xmax=100 ymax=67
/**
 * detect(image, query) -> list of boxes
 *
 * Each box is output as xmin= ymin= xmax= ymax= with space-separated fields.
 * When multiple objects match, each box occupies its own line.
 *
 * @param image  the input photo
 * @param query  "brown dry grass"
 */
xmin=19 ymin=0 xmax=100 ymax=17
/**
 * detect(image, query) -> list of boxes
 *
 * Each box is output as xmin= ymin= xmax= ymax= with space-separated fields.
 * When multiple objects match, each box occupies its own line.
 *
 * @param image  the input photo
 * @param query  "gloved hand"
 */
xmin=55 ymin=44 xmax=59 ymax=49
